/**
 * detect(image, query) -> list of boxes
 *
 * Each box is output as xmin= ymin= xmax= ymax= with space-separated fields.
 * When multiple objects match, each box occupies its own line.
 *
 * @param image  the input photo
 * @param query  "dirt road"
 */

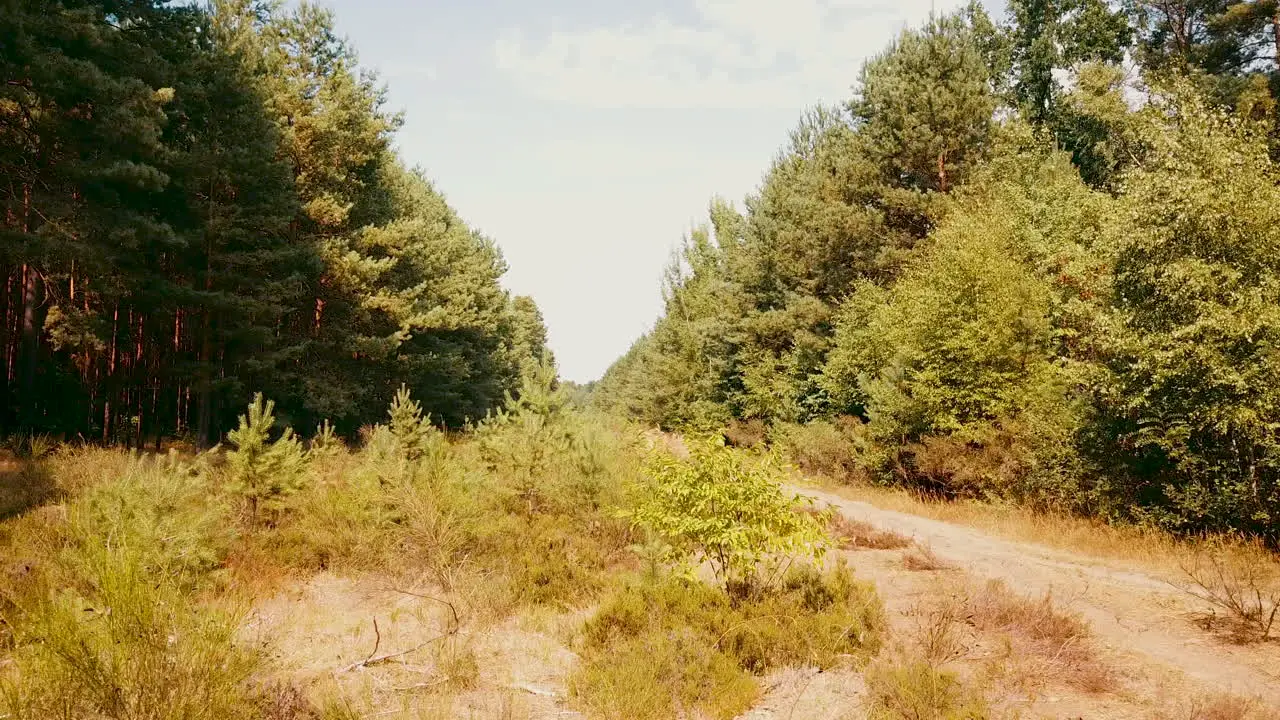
xmin=789 ymin=483 xmax=1280 ymax=709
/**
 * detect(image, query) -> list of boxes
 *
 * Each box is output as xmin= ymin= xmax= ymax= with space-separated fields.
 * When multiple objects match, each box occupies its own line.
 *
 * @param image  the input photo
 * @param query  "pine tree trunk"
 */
xmin=1 ymin=265 xmax=14 ymax=433
xmin=17 ymin=263 xmax=44 ymax=429
xmin=196 ymin=310 xmax=213 ymax=447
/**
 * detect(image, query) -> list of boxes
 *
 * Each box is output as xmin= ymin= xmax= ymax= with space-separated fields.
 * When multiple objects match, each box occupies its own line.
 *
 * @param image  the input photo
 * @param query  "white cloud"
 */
xmin=494 ymin=0 xmax=970 ymax=109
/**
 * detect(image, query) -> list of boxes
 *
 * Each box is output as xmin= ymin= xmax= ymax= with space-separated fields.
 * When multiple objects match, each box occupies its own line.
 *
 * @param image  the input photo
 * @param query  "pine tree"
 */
xmin=225 ymin=393 xmax=308 ymax=523
xmin=852 ymin=14 xmax=998 ymax=194
xmin=387 ymin=384 xmax=435 ymax=462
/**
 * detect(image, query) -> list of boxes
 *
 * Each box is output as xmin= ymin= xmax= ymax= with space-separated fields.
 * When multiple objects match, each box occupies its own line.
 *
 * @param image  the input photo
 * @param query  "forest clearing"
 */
xmin=1 ymin=402 xmax=1278 ymax=719
xmin=9 ymin=0 xmax=1280 ymax=717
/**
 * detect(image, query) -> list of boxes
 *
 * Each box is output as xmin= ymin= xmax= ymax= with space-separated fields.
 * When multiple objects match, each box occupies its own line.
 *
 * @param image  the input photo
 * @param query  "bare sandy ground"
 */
xmin=744 ymin=483 xmax=1280 ymax=720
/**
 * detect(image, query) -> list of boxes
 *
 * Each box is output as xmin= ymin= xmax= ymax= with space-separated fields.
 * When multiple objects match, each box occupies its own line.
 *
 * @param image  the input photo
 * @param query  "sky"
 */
xmin=317 ymin=0 xmax=1002 ymax=383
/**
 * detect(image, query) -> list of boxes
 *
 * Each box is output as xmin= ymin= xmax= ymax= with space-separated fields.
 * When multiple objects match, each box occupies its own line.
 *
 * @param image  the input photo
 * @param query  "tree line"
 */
xmin=1 ymin=0 xmax=550 ymax=446
xmin=595 ymin=0 xmax=1280 ymax=542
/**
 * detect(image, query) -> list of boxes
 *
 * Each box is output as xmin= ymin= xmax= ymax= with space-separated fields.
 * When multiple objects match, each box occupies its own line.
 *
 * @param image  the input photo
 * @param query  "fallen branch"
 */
xmin=363 ymin=618 xmax=381 ymax=664
xmin=336 ymin=631 xmax=453 ymax=674
xmin=386 ymin=586 xmax=462 ymax=633
xmin=512 ymin=683 xmax=558 ymax=697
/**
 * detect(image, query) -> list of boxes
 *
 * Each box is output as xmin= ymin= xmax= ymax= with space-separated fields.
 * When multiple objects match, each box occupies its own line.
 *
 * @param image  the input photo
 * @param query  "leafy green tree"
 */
xmin=823 ymin=209 xmax=1060 ymax=442
xmin=1006 ymin=0 xmax=1131 ymax=125
xmin=630 ymin=438 xmax=828 ymax=597
xmin=1093 ymin=87 xmax=1280 ymax=539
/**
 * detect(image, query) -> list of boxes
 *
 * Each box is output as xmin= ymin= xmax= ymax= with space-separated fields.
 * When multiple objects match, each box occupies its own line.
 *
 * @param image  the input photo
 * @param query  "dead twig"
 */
xmin=387 ymin=586 xmax=462 ymax=633
xmin=336 ymin=631 xmax=453 ymax=674
xmin=363 ymin=618 xmax=381 ymax=664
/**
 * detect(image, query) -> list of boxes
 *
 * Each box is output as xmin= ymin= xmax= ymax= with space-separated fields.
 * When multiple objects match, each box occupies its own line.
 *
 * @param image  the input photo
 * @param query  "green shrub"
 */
xmin=266 ymin=457 xmax=404 ymax=571
xmin=629 ymin=437 xmax=828 ymax=594
xmin=773 ymin=416 xmax=873 ymax=483
xmin=1 ymin=457 xmax=257 ymax=720
xmin=3 ymin=556 xmax=259 ymax=720
xmin=571 ymin=565 xmax=884 ymax=719
xmin=719 ymin=562 xmax=886 ymax=672
xmin=571 ymin=625 xmax=758 ymax=720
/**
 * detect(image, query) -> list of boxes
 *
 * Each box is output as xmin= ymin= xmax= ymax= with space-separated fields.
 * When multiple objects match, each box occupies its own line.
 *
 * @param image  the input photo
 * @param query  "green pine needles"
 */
xmin=388 ymin=384 xmax=438 ymax=462
xmin=225 ymin=393 xmax=309 ymax=523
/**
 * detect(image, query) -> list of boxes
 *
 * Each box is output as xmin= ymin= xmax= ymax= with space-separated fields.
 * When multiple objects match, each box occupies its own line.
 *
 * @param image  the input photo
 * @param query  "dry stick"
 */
xmin=393 ymin=678 xmax=451 ymax=693
xmin=364 ymin=618 xmax=381 ymax=664
xmin=387 ymin=586 xmax=462 ymax=633
xmin=336 ymin=589 xmax=464 ymax=674
xmin=786 ymin=671 xmax=820 ymax=720
xmin=336 ymin=631 xmax=454 ymax=674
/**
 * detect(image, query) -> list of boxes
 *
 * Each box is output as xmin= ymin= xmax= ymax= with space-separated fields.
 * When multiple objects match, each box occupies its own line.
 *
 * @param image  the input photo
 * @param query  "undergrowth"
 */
xmin=0 ymin=380 xmax=643 ymax=718
xmin=569 ymin=563 xmax=885 ymax=720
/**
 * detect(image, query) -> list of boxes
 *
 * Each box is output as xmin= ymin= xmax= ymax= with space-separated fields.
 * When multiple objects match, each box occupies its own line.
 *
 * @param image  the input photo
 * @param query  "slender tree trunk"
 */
xmin=104 ymin=303 xmax=119 ymax=443
xmin=1 ymin=265 xmax=14 ymax=433
xmin=17 ymin=263 xmax=44 ymax=429
xmin=1273 ymin=7 xmax=1280 ymax=72
xmin=196 ymin=310 xmax=213 ymax=447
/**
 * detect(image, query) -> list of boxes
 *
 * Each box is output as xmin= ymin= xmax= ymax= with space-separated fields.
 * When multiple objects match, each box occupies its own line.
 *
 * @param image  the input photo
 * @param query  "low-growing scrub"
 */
xmin=723 ymin=418 xmax=769 ymax=449
xmin=772 ymin=417 xmax=872 ymax=483
xmin=967 ymin=579 xmax=1112 ymax=693
xmin=903 ymin=545 xmax=954 ymax=572
xmin=0 ymin=386 xmax=646 ymax=719
xmin=866 ymin=660 xmax=992 ymax=720
xmin=570 ymin=565 xmax=885 ymax=719
xmin=0 ymin=455 xmax=258 ymax=719
xmin=1158 ymin=693 xmax=1280 ymax=720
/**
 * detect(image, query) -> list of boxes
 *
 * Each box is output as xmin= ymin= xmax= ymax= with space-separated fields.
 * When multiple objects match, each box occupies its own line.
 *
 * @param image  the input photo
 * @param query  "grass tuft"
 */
xmin=866 ymin=660 xmax=991 ymax=720
xmin=967 ymin=579 xmax=1113 ymax=693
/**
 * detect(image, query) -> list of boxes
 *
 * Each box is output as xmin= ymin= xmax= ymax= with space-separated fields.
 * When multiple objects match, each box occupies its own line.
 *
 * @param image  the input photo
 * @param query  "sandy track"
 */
xmin=789 ymin=483 xmax=1280 ymax=707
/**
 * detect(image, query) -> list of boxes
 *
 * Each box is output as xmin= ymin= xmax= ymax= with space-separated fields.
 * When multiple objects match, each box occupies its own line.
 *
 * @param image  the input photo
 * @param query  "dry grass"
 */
xmin=966 ymin=579 xmax=1114 ymax=693
xmin=816 ymin=508 xmax=914 ymax=551
xmin=813 ymin=480 xmax=1280 ymax=585
xmin=1179 ymin=549 xmax=1280 ymax=643
xmin=906 ymin=596 xmax=970 ymax=665
xmin=903 ymin=545 xmax=954 ymax=572
xmin=864 ymin=658 xmax=993 ymax=720
xmin=1155 ymin=693 xmax=1280 ymax=720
